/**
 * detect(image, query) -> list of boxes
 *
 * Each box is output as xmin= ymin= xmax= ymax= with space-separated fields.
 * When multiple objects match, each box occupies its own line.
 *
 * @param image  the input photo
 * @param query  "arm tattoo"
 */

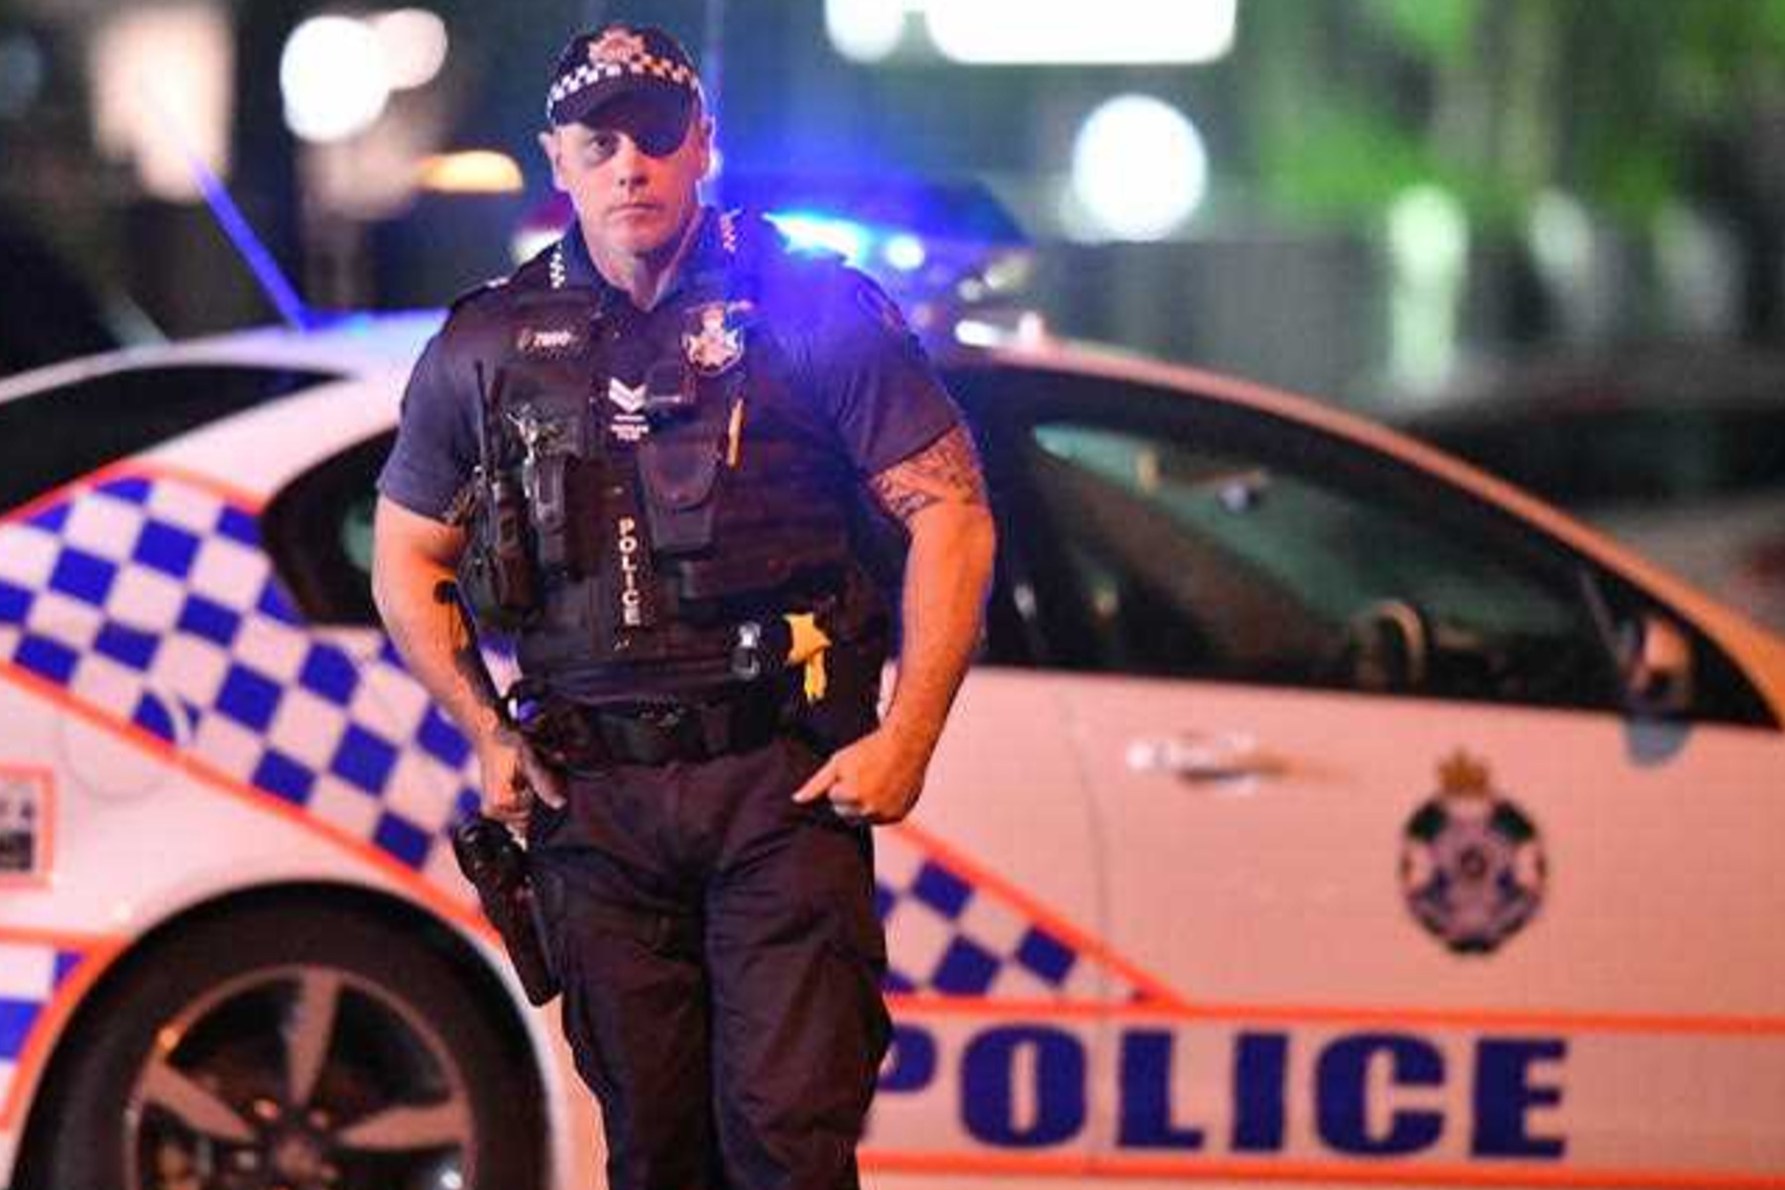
xmin=443 ymin=587 xmax=501 ymax=715
xmin=868 ymin=425 xmax=988 ymax=524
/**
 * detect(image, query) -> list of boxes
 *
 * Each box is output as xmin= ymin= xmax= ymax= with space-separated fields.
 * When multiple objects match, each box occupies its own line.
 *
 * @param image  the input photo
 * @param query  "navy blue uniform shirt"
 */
xmin=378 ymin=209 xmax=962 ymax=523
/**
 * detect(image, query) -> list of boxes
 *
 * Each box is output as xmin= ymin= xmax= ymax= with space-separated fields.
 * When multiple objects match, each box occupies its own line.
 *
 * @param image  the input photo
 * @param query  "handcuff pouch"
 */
xmin=635 ymin=423 xmax=723 ymax=556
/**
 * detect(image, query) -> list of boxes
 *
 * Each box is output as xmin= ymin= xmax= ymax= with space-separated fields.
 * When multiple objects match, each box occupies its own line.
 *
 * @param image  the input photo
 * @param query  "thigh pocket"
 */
xmin=826 ymin=894 xmax=892 ymax=1071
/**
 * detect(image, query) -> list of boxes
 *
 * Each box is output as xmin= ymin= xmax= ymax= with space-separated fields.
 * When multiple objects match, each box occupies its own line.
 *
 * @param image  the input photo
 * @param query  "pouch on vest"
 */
xmin=459 ymin=366 xmax=538 ymax=630
xmin=506 ymin=403 xmax=580 ymax=572
xmin=501 ymin=290 xmax=604 ymax=581
xmin=636 ymin=425 xmax=723 ymax=555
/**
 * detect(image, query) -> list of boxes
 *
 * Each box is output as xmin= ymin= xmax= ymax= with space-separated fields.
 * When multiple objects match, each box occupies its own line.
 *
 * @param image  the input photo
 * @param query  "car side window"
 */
xmin=262 ymin=432 xmax=389 ymax=626
xmin=1022 ymin=418 xmax=1610 ymax=708
xmin=942 ymin=364 xmax=1652 ymax=713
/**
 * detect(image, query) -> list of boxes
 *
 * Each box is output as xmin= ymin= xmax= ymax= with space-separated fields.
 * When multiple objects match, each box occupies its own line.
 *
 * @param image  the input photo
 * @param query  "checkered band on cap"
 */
xmin=546 ymin=24 xmax=703 ymax=125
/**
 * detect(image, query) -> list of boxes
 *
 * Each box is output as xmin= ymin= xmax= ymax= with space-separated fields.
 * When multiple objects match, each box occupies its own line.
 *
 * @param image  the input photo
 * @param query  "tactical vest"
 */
xmin=458 ymin=215 xmax=889 ymax=703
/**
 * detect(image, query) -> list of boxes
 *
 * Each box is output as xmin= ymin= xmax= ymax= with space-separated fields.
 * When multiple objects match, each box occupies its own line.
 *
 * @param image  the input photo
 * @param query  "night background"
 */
xmin=5 ymin=10 xmax=1785 ymax=1179
xmin=2 ymin=0 xmax=1783 ymax=409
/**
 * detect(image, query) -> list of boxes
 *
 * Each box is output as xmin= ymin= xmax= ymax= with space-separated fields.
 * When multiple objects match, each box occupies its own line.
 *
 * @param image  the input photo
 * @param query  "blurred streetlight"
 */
xmin=1067 ymin=95 xmax=1208 ymax=242
xmin=91 ymin=5 xmax=233 ymax=201
xmin=824 ymin=0 xmax=1236 ymax=65
xmin=929 ymin=0 xmax=1235 ymax=65
xmin=825 ymin=0 xmax=908 ymax=63
xmin=280 ymin=15 xmax=390 ymax=143
xmin=417 ymin=150 xmax=523 ymax=195
xmin=370 ymin=8 xmax=450 ymax=91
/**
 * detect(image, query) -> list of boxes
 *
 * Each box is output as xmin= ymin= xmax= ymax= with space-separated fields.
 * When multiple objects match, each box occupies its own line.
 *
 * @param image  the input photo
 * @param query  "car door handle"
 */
xmin=1125 ymin=733 xmax=1276 ymax=783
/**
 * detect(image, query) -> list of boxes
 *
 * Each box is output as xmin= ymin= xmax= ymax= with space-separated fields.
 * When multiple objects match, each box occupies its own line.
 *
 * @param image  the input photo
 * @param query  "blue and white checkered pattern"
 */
xmin=874 ymin=831 xmax=1138 ymax=1001
xmin=548 ymin=53 xmax=701 ymax=107
xmin=1 ymin=470 xmax=1138 ymax=1002
xmin=0 ymin=939 xmax=87 ymax=1112
xmin=0 ymin=474 xmax=482 ymax=895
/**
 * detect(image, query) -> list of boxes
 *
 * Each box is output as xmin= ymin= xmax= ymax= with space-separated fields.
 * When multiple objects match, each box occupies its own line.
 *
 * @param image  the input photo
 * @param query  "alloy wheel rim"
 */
xmin=122 ymin=964 xmax=475 ymax=1190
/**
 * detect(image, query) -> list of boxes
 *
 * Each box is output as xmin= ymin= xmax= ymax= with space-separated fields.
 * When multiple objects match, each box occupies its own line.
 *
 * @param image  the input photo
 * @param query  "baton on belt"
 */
xmin=434 ymin=580 xmax=561 ymax=1006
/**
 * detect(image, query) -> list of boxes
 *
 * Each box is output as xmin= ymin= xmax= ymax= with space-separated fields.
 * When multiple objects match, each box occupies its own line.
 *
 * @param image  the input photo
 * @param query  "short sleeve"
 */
xmin=808 ymin=271 xmax=963 ymax=477
xmin=376 ymin=330 xmax=479 ymax=521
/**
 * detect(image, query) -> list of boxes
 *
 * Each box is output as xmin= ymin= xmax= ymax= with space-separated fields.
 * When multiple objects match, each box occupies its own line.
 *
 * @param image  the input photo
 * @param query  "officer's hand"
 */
xmin=474 ymin=728 xmax=565 ymax=830
xmin=791 ymin=725 xmax=930 ymax=825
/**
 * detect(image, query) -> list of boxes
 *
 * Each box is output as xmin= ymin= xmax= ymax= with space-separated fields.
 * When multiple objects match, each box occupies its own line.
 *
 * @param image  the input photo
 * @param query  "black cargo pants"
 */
xmin=529 ymin=734 xmax=891 ymax=1190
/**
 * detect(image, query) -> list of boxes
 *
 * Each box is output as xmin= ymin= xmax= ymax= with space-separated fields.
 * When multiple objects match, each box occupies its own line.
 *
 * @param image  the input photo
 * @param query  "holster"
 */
xmin=451 ymin=816 xmax=560 ymax=1006
xmin=794 ymin=631 xmax=885 ymax=755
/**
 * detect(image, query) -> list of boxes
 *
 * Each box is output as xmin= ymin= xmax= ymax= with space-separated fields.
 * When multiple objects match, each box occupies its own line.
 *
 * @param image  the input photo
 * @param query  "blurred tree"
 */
xmin=1237 ymin=0 xmax=1785 ymax=340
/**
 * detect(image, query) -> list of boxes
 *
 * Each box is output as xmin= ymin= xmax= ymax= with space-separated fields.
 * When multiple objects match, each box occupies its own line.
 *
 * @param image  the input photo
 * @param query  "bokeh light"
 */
xmin=883 ymin=234 xmax=927 ymax=272
xmin=417 ymin=150 xmax=523 ymax=194
xmin=1069 ymin=95 xmax=1208 ymax=241
xmin=370 ymin=8 xmax=449 ymax=91
xmin=91 ymin=6 xmax=233 ymax=201
xmin=281 ymin=15 xmax=390 ymax=143
xmin=825 ymin=0 xmax=908 ymax=63
xmin=927 ymin=0 xmax=1235 ymax=64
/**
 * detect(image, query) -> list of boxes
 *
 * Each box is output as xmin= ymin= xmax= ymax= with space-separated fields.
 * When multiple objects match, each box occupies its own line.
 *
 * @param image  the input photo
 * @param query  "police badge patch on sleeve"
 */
xmin=1400 ymin=751 xmax=1546 ymax=955
xmin=682 ymin=301 xmax=749 ymax=376
xmin=0 ymin=765 xmax=53 ymax=883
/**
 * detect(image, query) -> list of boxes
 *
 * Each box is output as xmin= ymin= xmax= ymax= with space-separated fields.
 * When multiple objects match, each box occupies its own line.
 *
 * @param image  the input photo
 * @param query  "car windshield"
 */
xmin=0 ymin=363 xmax=340 ymax=514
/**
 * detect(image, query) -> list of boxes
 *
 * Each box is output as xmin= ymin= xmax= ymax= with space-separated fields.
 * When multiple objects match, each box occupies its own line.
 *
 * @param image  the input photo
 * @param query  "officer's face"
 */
xmin=542 ymin=95 xmax=711 ymax=263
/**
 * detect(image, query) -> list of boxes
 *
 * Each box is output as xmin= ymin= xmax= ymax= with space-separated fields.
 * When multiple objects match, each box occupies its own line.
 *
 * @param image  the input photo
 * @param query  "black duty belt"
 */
xmin=519 ymin=682 xmax=794 ymax=769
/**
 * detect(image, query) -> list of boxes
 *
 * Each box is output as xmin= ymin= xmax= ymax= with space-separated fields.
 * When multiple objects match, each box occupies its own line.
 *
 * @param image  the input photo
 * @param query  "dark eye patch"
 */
xmin=630 ymin=113 xmax=689 ymax=157
xmin=578 ymin=93 xmax=692 ymax=160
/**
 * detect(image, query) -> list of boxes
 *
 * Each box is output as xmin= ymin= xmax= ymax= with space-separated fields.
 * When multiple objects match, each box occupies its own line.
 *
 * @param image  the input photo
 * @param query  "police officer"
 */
xmin=370 ymin=23 xmax=995 ymax=1190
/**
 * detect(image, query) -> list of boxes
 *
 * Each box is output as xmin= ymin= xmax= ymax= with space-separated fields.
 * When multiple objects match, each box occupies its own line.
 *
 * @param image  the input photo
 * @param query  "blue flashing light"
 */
xmin=732 ymin=174 xmax=1031 ymax=307
xmin=883 ymin=233 xmax=927 ymax=272
xmin=141 ymin=82 xmax=311 ymax=330
xmin=304 ymin=311 xmax=382 ymax=334
xmin=763 ymin=211 xmax=874 ymax=266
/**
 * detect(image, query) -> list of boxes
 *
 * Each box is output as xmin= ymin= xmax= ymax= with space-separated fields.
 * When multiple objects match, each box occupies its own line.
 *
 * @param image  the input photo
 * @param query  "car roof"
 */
xmin=0 ymin=311 xmax=444 ymax=405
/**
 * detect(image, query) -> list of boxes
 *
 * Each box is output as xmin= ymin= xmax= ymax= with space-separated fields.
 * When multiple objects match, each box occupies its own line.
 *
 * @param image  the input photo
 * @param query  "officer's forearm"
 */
xmin=371 ymin=510 xmax=505 ymax=748
xmin=881 ymin=501 xmax=995 ymax=753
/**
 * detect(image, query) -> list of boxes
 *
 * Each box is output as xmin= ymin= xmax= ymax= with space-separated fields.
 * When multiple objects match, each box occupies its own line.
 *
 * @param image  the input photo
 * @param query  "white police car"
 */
xmin=2 ymin=304 xmax=1783 ymax=1190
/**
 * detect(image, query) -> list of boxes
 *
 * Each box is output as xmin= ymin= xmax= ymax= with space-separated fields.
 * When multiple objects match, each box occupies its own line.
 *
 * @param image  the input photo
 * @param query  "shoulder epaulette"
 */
xmin=447 ymin=275 xmax=510 ymax=315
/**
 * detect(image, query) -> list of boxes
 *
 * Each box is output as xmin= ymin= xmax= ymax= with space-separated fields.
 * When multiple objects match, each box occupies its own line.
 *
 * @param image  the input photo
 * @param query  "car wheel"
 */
xmin=20 ymin=902 xmax=545 ymax=1190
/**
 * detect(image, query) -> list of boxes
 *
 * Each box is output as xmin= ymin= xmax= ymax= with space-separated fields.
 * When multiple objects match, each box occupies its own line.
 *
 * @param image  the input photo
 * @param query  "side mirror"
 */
xmin=1619 ymin=612 xmax=1694 ymax=717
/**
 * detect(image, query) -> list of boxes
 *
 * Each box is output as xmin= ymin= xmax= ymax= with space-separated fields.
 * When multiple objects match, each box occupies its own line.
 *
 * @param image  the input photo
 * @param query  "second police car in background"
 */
xmin=0 ymin=208 xmax=1782 ymax=1190
xmin=1398 ymin=345 xmax=1785 ymax=637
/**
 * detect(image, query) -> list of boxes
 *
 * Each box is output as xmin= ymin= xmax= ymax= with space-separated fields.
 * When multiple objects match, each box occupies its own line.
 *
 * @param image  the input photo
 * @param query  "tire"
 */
xmin=18 ymin=901 xmax=546 ymax=1190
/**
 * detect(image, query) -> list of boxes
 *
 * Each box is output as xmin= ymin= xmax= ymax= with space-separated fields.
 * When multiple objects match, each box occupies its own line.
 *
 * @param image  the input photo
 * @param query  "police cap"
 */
xmin=545 ymin=24 xmax=704 ymax=145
